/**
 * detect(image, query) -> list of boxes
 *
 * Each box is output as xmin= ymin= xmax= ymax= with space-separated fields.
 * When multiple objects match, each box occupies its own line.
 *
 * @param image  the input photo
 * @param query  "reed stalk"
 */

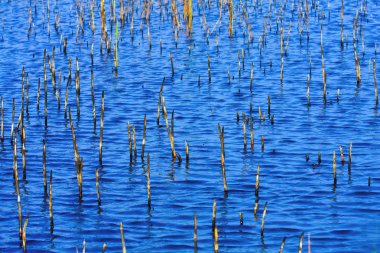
xmin=279 ymin=237 xmax=287 ymax=253
xmin=156 ymin=79 xmax=164 ymax=125
xmin=333 ymin=151 xmax=337 ymax=185
xmin=11 ymin=98 xmax=15 ymax=141
xmin=218 ymin=123 xmax=225 ymax=165
xmin=44 ymin=50 xmax=48 ymax=128
xmin=254 ymin=198 xmax=259 ymax=220
xmin=21 ymin=126 xmax=26 ymax=179
xmin=318 ymin=152 xmax=321 ymax=165
xmin=348 ymin=143 xmax=352 ymax=172
xmin=239 ymin=212 xmax=243 ymax=225
xmin=255 ymin=165 xmax=260 ymax=197
xmin=243 ymin=118 xmax=247 ymax=150
xmin=120 ymin=222 xmax=127 ymax=253
xmin=49 ymin=170 xmax=53 ymax=219
xmin=170 ymin=53 xmax=174 ymax=76
xmin=214 ymin=226 xmax=219 ymax=253
xmin=22 ymin=217 xmax=29 ymax=251
xmin=212 ymin=199 xmax=216 ymax=233
xmin=339 ymin=145 xmax=345 ymax=165
xmin=43 ymin=139 xmax=47 ymax=196
xmin=260 ymin=201 xmax=268 ymax=236
xmin=185 ymin=141 xmax=189 ymax=164
xmin=96 ymin=168 xmax=101 ymax=205
xmin=298 ymin=232 xmax=304 ymax=253
xmin=261 ymin=136 xmax=264 ymax=152
xmin=250 ymin=63 xmax=254 ymax=92
xmin=147 ymin=153 xmax=151 ymax=208
xmin=228 ymin=0 xmax=233 ymax=37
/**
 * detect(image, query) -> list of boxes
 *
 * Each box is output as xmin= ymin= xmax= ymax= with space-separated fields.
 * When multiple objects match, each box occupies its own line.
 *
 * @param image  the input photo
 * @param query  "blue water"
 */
xmin=0 ymin=0 xmax=380 ymax=252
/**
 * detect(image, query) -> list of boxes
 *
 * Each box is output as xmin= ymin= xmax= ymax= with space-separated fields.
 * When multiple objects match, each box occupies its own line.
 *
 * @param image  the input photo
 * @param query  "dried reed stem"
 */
xmin=147 ymin=153 xmax=151 ymax=208
xmin=214 ymin=226 xmax=219 ymax=253
xmin=260 ymin=201 xmax=268 ymax=236
xmin=43 ymin=139 xmax=47 ymax=196
xmin=212 ymin=199 xmax=216 ymax=233
xmin=348 ymin=143 xmax=352 ymax=173
xmin=96 ymin=168 xmax=101 ymax=205
xmin=156 ymin=79 xmax=164 ymax=125
xmin=255 ymin=165 xmax=260 ymax=197
xmin=298 ymin=232 xmax=304 ymax=253
xmin=22 ymin=217 xmax=29 ymax=251
xmin=261 ymin=136 xmax=264 ymax=152
xmin=218 ymin=123 xmax=225 ymax=165
xmin=170 ymin=53 xmax=174 ymax=76
xmin=185 ymin=141 xmax=189 ymax=164
xmin=279 ymin=237 xmax=287 ymax=253
xmin=339 ymin=145 xmax=345 ymax=165
xmin=120 ymin=222 xmax=127 ymax=253
xmin=49 ymin=170 xmax=53 ymax=218
xmin=333 ymin=151 xmax=337 ymax=185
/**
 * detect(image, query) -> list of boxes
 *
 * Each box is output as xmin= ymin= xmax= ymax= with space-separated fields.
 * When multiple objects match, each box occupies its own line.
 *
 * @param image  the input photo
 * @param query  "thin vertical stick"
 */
xmin=261 ymin=135 xmax=264 ymax=152
xmin=185 ymin=141 xmax=189 ymax=164
xmin=43 ymin=140 xmax=47 ymax=196
xmin=141 ymin=115 xmax=147 ymax=160
xmin=250 ymin=63 xmax=254 ymax=92
xmin=339 ymin=145 xmax=345 ymax=165
xmin=214 ymin=226 xmax=219 ymax=253
xmin=21 ymin=126 xmax=26 ymax=180
xmin=99 ymin=91 xmax=105 ymax=165
xmin=298 ymin=232 xmax=304 ymax=253
xmin=13 ymin=137 xmax=22 ymax=240
xmin=218 ymin=123 xmax=225 ymax=165
xmin=170 ymin=52 xmax=174 ymax=76
xmin=156 ymin=79 xmax=164 ymax=125
xmin=254 ymin=198 xmax=259 ymax=220
xmin=147 ymin=153 xmax=151 ymax=208
xmin=96 ymin=168 xmax=101 ymax=205
xmin=212 ymin=199 xmax=216 ymax=233
xmin=49 ymin=170 xmax=53 ymax=218
xmin=102 ymin=243 xmax=107 ymax=253
xmin=279 ymin=237 xmax=287 ymax=253
xmin=11 ymin=98 xmax=15 ymax=141
xmin=318 ymin=152 xmax=322 ymax=165
xmin=260 ymin=201 xmax=268 ymax=236
xmin=133 ymin=126 xmax=137 ymax=158
xmin=120 ymin=222 xmax=127 ymax=253
xmin=255 ymin=165 xmax=260 ymax=197
xmin=333 ymin=151 xmax=337 ymax=185
xmin=348 ymin=143 xmax=352 ymax=173
xmin=22 ymin=217 xmax=29 ymax=251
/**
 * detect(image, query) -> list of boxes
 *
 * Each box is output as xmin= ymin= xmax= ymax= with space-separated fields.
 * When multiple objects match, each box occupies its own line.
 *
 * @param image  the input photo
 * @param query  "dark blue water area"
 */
xmin=0 ymin=0 xmax=380 ymax=252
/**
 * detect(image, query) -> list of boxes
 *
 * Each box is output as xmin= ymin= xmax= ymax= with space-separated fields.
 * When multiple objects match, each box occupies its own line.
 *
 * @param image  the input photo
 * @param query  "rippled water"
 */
xmin=0 ymin=0 xmax=380 ymax=252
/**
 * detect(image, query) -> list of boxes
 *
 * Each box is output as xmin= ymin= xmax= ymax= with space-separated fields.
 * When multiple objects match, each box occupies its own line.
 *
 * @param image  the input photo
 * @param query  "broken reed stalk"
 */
xmin=1 ymin=96 xmax=3 ymax=142
xmin=214 ymin=226 xmax=219 ymax=253
xmin=69 ymin=109 xmax=83 ymax=200
xmin=333 ymin=151 xmax=337 ymax=185
xmin=212 ymin=199 xmax=216 ymax=233
xmin=194 ymin=213 xmax=198 ymax=250
xmin=147 ymin=153 xmax=151 ymax=208
xmin=373 ymin=60 xmax=378 ymax=104
xmin=133 ymin=126 xmax=137 ymax=158
xmin=49 ymin=170 xmax=53 ymax=219
xmin=22 ymin=217 xmax=29 ymax=252
xmin=91 ymin=71 xmax=96 ymax=131
xmin=43 ymin=139 xmax=47 ymax=196
xmin=255 ymin=165 xmax=260 ymax=197
xmin=162 ymin=98 xmax=177 ymax=158
xmin=128 ymin=123 xmax=132 ymax=161
xmin=170 ymin=53 xmax=174 ymax=76
xmin=279 ymin=237 xmax=287 ymax=253
xmin=354 ymin=50 xmax=361 ymax=84
xmin=99 ymin=91 xmax=105 ymax=165
xmin=96 ymin=168 xmax=101 ymax=205
xmin=185 ymin=141 xmax=189 ymax=164
xmin=318 ymin=152 xmax=322 ymax=165
xmin=261 ymin=135 xmax=264 ymax=152
xmin=339 ymin=145 xmax=345 ymax=165
xmin=141 ymin=115 xmax=147 ymax=160
xmin=260 ymin=201 xmax=268 ymax=236
xmin=322 ymin=55 xmax=327 ymax=104
xmin=120 ymin=222 xmax=127 ymax=253
xmin=102 ymin=243 xmax=107 ymax=253
xmin=280 ymin=57 xmax=284 ymax=82
xmin=21 ymin=126 xmax=26 ymax=179
xmin=218 ymin=124 xmax=228 ymax=192
xmin=75 ymin=58 xmax=81 ymax=116
xmin=156 ymin=79 xmax=164 ymax=125
xmin=239 ymin=212 xmax=243 ymax=225
xmin=298 ymin=232 xmax=304 ymax=253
